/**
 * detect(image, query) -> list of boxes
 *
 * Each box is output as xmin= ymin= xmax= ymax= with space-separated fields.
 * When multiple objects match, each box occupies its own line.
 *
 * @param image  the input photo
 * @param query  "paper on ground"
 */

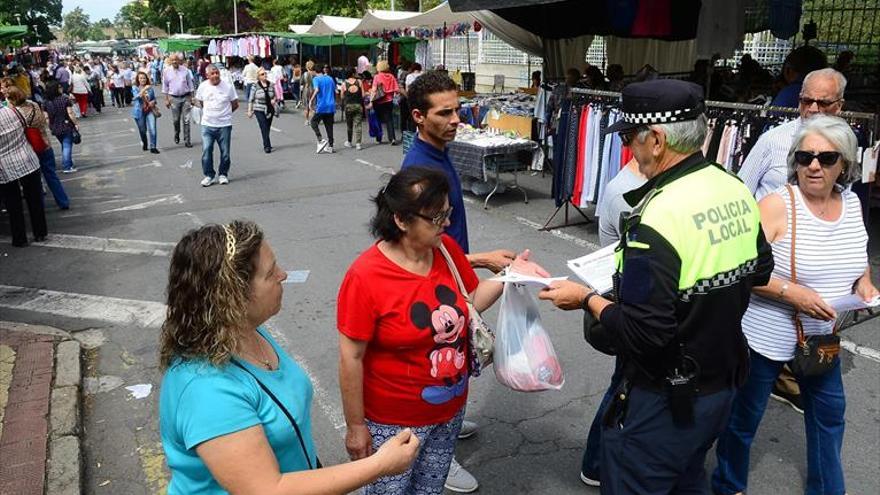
xmin=124 ymin=383 xmax=152 ymax=399
xmin=491 ymin=272 xmax=568 ymax=287
xmin=830 ymin=294 xmax=880 ymax=313
xmin=567 ymin=243 xmax=617 ymax=294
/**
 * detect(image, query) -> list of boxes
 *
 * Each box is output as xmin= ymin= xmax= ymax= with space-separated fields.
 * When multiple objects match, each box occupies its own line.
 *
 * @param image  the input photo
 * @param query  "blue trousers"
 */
xmin=713 ymin=351 xmax=845 ymax=495
xmin=201 ymin=125 xmax=232 ymax=178
xmin=134 ymin=112 xmax=158 ymax=149
xmin=56 ymin=132 xmax=75 ymax=171
xmin=600 ymin=385 xmax=735 ymax=495
xmin=37 ymin=148 xmax=69 ymax=209
xmin=582 ymin=359 xmax=623 ymax=481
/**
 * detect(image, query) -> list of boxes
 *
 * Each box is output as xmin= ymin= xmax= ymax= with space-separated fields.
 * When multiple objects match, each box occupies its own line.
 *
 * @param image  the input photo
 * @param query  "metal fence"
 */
xmin=797 ymin=0 xmax=880 ymax=65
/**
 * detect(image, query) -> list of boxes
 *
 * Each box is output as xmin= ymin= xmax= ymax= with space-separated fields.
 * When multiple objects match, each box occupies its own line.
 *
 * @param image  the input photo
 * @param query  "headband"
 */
xmin=222 ymin=224 xmax=236 ymax=261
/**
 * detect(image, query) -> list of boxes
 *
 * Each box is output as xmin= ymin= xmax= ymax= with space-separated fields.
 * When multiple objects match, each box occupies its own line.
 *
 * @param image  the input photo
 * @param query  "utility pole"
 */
xmin=166 ymin=21 xmax=171 ymax=35
xmin=179 ymin=13 xmax=184 ymax=34
xmin=233 ymin=0 xmax=239 ymax=34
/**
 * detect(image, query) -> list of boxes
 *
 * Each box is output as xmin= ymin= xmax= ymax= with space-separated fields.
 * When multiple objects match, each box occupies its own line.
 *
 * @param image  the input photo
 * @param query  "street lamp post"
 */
xmin=167 ymin=21 xmax=171 ymax=35
xmin=233 ymin=0 xmax=239 ymax=34
xmin=14 ymin=13 xmax=22 ymax=24
xmin=178 ymin=13 xmax=184 ymax=34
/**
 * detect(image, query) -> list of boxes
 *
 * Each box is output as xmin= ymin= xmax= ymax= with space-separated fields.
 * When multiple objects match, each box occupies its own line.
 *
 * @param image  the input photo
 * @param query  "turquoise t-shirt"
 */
xmin=159 ymin=326 xmax=317 ymax=494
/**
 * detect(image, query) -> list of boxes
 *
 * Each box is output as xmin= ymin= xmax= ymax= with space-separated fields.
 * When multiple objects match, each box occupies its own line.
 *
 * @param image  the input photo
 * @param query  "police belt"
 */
xmin=623 ymin=361 xmax=733 ymax=397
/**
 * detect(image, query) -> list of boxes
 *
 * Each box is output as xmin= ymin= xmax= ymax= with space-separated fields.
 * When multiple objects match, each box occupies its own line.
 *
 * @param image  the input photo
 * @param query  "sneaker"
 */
xmin=150 ymin=148 xmax=160 ymax=154
xmin=325 ymin=146 xmax=334 ymax=153
xmin=580 ymin=472 xmax=601 ymax=487
xmin=218 ymin=175 xmax=229 ymax=185
xmin=770 ymin=383 xmax=804 ymax=414
xmin=61 ymin=168 xmax=78 ymax=174
xmin=343 ymin=141 xmax=352 ymax=148
xmin=356 ymin=143 xmax=362 ymax=151
xmin=445 ymin=458 xmax=479 ymax=493
xmin=316 ymin=139 xmax=327 ymax=153
xmin=458 ymin=420 xmax=478 ymax=439
xmin=200 ymin=176 xmax=215 ymax=187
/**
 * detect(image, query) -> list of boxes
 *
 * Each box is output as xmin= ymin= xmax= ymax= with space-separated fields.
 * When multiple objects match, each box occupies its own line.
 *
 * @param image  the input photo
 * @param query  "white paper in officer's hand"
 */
xmin=830 ymin=294 xmax=880 ymax=313
xmin=567 ymin=244 xmax=617 ymax=294
xmin=491 ymin=272 xmax=568 ymax=287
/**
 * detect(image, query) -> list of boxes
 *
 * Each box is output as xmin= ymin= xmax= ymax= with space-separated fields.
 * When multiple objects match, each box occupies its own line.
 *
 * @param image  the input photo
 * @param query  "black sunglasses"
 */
xmin=794 ymin=151 xmax=841 ymax=167
xmin=414 ymin=206 xmax=453 ymax=227
xmin=798 ymin=97 xmax=841 ymax=109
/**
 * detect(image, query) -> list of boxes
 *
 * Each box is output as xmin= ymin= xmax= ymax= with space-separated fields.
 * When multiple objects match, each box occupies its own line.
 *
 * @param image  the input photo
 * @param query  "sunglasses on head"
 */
xmin=794 ymin=151 xmax=841 ymax=167
xmin=415 ymin=206 xmax=453 ymax=227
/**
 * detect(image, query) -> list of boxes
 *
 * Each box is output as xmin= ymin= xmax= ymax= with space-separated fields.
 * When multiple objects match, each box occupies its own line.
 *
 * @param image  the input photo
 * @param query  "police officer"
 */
xmin=540 ymin=79 xmax=774 ymax=494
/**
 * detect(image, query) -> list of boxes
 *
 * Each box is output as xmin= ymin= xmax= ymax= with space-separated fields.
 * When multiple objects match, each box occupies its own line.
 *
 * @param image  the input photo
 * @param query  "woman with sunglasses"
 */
xmin=247 ymin=68 xmax=276 ymax=154
xmin=337 ymin=167 xmax=546 ymax=494
xmin=159 ymin=220 xmax=421 ymax=494
xmin=713 ymin=115 xmax=877 ymax=495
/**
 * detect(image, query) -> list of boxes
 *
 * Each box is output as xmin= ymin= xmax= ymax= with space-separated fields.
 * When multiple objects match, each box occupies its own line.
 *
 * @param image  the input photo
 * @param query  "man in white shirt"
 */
xmin=737 ymin=68 xmax=847 ymax=200
xmin=122 ymin=63 xmax=135 ymax=106
xmin=194 ymin=65 xmax=239 ymax=187
xmin=242 ymin=56 xmax=259 ymax=102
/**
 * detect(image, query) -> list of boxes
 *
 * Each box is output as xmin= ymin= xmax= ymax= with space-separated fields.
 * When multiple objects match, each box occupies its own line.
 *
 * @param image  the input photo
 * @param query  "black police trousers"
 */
xmin=599 ymin=385 xmax=735 ymax=494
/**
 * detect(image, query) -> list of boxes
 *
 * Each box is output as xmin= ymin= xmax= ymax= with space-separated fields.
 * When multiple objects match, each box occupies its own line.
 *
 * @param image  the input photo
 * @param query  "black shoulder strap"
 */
xmin=231 ymin=359 xmax=316 ymax=469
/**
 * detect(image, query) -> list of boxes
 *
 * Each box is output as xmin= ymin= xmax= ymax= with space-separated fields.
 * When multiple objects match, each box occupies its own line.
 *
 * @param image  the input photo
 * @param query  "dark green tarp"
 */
xmin=0 ymin=25 xmax=28 ymax=41
xmin=159 ymin=39 xmax=207 ymax=52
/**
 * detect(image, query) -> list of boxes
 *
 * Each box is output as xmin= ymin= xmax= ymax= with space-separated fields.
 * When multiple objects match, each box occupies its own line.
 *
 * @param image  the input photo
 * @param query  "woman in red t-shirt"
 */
xmin=367 ymin=60 xmax=400 ymax=145
xmin=338 ymin=167 xmax=545 ymax=494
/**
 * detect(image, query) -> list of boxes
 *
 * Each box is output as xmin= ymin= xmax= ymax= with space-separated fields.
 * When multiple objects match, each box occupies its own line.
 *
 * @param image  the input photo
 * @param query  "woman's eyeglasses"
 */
xmin=794 ymin=151 xmax=841 ymax=167
xmin=415 ymin=207 xmax=453 ymax=227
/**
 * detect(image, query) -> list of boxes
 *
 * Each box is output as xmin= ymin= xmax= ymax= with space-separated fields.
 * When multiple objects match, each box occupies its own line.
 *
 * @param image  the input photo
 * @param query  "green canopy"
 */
xmin=0 ymin=25 xmax=28 ymax=41
xmin=159 ymin=38 xmax=206 ymax=52
xmin=289 ymin=34 xmax=381 ymax=47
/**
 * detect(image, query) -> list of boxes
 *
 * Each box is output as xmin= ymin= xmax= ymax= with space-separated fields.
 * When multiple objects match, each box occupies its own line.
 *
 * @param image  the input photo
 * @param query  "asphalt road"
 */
xmin=1 ymin=92 xmax=878 ymax=495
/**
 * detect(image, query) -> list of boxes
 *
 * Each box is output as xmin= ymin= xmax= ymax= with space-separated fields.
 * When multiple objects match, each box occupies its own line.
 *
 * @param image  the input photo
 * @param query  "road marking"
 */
xmin=178 ymin=212 xmax=205 ymax=226
xmin=840 ymin=338 xmax=880 ymax=363
xmin=0 ymin=233 xmax=174 ymax=256
xmin=354 ymin=158 xmax=394 ymax=174
xmin=0 ymin=285 xmax=166 ymax=327
xmin=101 ymin=193 xmax=183 ymax=213
xmin=60 ymin=160 xmax=163 ymax=182
xmin=264 ymin=322 xmax=347 ymax=434
xmin=515 ymin=216 xmax=601 ymax=251
xmin=271 ymin=126 xmax=283 ymax=133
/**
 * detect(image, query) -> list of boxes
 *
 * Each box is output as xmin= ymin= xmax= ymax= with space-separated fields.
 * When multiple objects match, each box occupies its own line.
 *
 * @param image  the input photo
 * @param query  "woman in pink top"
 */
xmin=368 ymin=60 xmax=400 ymax=145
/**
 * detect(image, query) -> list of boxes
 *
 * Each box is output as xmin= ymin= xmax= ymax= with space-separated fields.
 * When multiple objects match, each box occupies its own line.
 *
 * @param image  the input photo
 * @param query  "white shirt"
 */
xmin=195 ymin=80 xmax=238 ymax=128
xmin=268 ymin=65 xmax=283 ymax=83
xmin=405 ymin=71 xmax=422 ymax=88
xmin=737 ymin=118 xmax=802 ymax=201
xmin=357 ymin=55 xmax=370 ymax=74
xmin=242 ymin=63 xmax=259 ymax=84
xmin=71 ymin=73 xmax=91 ymax=94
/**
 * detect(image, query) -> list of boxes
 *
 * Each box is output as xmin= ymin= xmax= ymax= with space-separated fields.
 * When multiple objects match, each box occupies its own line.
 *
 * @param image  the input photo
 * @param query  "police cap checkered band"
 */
xmin=605 ymin=79 xmax=706 ymax=135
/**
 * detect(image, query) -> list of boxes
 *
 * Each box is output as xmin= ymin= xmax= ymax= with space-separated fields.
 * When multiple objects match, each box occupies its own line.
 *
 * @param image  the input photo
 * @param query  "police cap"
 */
xmin=605 ymin=79 xmax=706 ymax=135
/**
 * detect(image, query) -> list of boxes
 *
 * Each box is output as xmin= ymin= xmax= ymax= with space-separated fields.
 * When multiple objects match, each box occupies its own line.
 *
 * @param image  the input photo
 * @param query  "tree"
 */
xmin=95 ymin=18 xmax=114 ymax=28
xmin=62 ymin=6 xmax=92 ymax=43
xmin=0 ymin=0 xmax=63 ymax=44
xmin=116 ymin=2 xmax=150 ymax=38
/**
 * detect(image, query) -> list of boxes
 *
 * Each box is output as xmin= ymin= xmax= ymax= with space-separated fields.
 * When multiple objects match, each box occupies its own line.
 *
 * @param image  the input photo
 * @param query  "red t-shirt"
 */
xmin=337 ymin=235 xmax=479 ymax=426
xmin=371 ymin=72 xmax=399 ymax=105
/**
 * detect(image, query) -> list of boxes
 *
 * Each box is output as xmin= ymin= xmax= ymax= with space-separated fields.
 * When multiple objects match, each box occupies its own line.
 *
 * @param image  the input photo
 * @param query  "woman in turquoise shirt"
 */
xmin=159 ymin=220 xmax=420 ymax=494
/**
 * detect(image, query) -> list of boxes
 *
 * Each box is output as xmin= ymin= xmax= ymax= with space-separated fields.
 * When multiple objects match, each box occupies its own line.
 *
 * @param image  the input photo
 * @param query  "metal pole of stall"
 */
xmin=466 ymin=29 xmax=471 ymax=73
xmin=442 ymin=22 xmax=447 ymax=67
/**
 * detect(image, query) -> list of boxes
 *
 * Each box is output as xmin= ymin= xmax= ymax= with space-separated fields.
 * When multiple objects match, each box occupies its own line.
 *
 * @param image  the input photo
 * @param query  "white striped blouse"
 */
xmin=742 ymin=184 xmax=867 ymax=362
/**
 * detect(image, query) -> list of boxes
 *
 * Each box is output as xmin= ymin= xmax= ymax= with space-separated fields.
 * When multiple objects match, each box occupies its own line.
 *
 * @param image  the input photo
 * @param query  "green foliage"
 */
xmin=95 ymin=18 xmax=114 ymax=29
xmin=0 ymin=0 xmax=62 ymax=44
xmin=62 ymin=6 xmax=92 ymax=42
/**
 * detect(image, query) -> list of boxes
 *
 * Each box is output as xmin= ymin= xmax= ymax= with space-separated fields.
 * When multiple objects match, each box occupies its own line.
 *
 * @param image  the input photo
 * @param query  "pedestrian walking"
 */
xmin=0 ymin=105 xmax=48 ymax=247
xmin=42 ymin=81 xmax=78 ymax=173
xmin=163 ymin=54 xmax=195 ymax=147
xmin=85 ymin=65 xmax=103 ymax=114
xmin=6 ymin=86 xmax=69 ymax=209
xmin=309 ymin=64 xmax=336 ymax=154
xmin=158 ymin=220 xmax=420 ymax=494
xmin=110 ymin=66 xmax=126 ymax=108
xmin=247 ymin=68 xmax=276 ymax=154
xmin=54 ymin=61 xmax=70 ymax=93
xmin=132 ymin=72 xmax=160 ymax=154
xmin=539 ymin=79 xmax=774 ymax=495
xmin=242 ymin=56 xmax=259 ymax=102
xmin=340 ymin=68 xmax=364 ymax=150
xmin=122 ymin=63 xmax=134 ymax=106
xmin=301 ymin=61 xmax=315 ymax=127
xmin=713 ymin=115 xmax=877 ymax=495
xmin=71 ymin=66 xmax=91 ymax=117
xmin=194 ymin=65 xmax=238 ymax=187
xmin=369 ymin=60 xmax=400 ymax=145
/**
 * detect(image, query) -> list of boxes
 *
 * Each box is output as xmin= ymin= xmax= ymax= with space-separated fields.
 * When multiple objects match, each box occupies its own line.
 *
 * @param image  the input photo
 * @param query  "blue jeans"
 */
xmin=713 ymin=351 xmax=846 ymax=495
xmin=37 ymin=148 xmax=69 ymax=209
xmin=244 ymin=83 xmax=254 ymax=102
xmin=201 ymin=125 xmax=232 ymax=178
xmin=56 ymin=132 xmax=75 ymax=171
xmin=134 ymin=112 xmax=158 ymax=149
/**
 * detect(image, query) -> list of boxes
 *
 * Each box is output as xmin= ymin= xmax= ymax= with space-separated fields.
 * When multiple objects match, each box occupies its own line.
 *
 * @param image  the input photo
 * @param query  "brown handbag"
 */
xmin=785 ymin=184 xmax=840 ymax=376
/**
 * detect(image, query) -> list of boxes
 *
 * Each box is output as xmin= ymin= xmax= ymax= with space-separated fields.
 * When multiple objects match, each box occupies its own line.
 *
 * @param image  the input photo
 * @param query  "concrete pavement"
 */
xmin=0 ymin=92 xmax=877 ymax=494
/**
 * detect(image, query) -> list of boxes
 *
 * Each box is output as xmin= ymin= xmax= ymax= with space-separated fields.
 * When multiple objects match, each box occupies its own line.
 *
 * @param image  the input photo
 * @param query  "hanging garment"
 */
xmin=572 ymin=105 xmax=591 ymax=206
xmin=563 ymin=101 xmax=582 ymax=203
xmin=552 ymin=100 xmax=572 ymax=207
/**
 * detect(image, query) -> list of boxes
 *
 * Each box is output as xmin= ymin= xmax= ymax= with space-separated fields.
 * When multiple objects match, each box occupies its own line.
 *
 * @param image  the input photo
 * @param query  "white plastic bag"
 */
xmin=494 ymin=282 xmax=564 ymax=391
xmin=190 ymin=106 xmax=202 ymax=127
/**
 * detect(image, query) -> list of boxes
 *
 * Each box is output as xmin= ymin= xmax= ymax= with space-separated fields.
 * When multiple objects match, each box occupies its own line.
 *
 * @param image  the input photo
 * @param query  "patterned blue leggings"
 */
xmin=364 ymin=407 xmax=465 ymax=495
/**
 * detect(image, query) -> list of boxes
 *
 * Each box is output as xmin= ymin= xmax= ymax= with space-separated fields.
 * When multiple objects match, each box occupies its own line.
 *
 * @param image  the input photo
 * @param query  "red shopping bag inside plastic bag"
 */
xmin=494 ymin=282 xmax=564 ymax=391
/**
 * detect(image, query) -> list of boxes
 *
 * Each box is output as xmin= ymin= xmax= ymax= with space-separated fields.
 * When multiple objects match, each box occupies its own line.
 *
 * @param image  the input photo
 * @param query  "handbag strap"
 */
xmin=437 ymin=243 xmax=473 ymax=305
xmin=230 ymin=359 xmax=315 ymax=470
xmin=9 ymin=106 xmax=27 ymax=132
xmin=785 ymin=184 xmax=808 ymax=346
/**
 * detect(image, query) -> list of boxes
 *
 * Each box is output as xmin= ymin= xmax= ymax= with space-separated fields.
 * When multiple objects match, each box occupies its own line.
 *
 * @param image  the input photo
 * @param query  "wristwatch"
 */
xmin=581 ymin=291 xmax=600 ymax=312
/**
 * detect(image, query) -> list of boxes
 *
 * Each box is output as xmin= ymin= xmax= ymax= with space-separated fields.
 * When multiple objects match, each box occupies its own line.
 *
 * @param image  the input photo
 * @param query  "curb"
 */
xmin=0 ymin=322 xmax=82 ymax=495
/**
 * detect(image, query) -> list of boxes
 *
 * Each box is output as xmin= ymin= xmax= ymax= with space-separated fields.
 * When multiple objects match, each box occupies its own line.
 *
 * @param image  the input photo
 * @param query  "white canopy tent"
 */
xmin=288 ymin=25 xmax=312 ymax=34
xmin=307 ymin=15 xmax=361 ymax=35
xmin=349 ymin=2 xmax=477 ymax=33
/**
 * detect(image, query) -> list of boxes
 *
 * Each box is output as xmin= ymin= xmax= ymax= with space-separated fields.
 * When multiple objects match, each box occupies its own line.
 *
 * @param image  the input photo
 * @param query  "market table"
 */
xmin=447 ymin=134 xmax=542 ymax=208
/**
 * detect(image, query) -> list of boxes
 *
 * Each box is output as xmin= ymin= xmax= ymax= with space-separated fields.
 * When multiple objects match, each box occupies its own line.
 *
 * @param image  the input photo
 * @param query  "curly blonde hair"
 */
xmin=159 ymin=220 xmax=264 ymax=369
